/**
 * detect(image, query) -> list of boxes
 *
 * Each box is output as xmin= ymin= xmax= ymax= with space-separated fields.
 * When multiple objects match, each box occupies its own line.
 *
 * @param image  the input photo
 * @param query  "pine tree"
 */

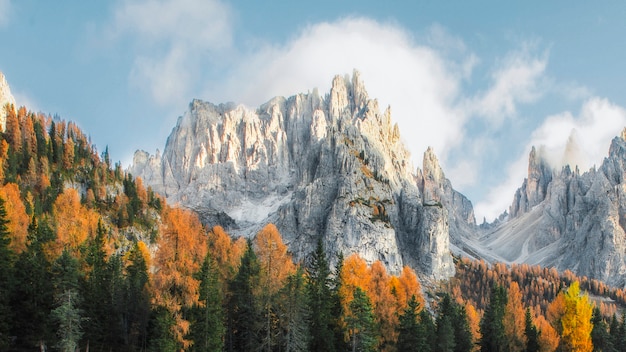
xmin=10 ymin=217 xmax=54 ymax=350
xmin=397 ymin=295 xmax=428 ymax=352
xmin=436 ymin=294 xmax=457 ymax=352
xmin=524 ymin=308 xmax=540 ymax=352
xmin=591 ymin=306 xmax=614 ymax=352
xmin=190 ymin=252 xmax=225 ymax=352
xmin=124 ymin=242 xmax=151 ymax=350
xmin=307 ymin=239 xmax=336 ymax=352
xmin=346 ymin=287 xmax=377 ymax=352
xmin=453 ymin=304 xmax=473 ymax=352
xmin=0 ymin=197 xmax=15 ymax=350
xmin=227 ymin=240 xmax=261 ymax=352
xmin=51 ymin=249 xmax=83 ymax=352
xmin=280 ymin=267 xmax=311 ymax=352
xmin=479 ymin=285 xmax=507 ymax=352
xmin=419 ymin=309 xmax=435 ymax=352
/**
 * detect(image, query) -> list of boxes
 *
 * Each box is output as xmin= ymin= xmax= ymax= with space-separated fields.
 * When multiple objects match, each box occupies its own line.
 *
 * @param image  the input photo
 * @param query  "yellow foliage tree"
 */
xmin=560 ymin=281 xmax=593 ymax=352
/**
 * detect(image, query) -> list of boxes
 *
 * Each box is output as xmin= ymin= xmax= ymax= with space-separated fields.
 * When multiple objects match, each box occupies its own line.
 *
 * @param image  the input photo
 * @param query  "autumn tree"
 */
xmin=504 ymin=282 xmax=527 ymax=351
xmin=254 ymin=223 xmax=295 ymax=351
xmin=367 ymin=261 xmax=397 ymax=350
xmin=50 ymin=188 xmax=99 ymax=258
xmin=535 ymin=314 xmax=559 ymax=352
xmin=560 ymin=281 xmax=593 ymax=352
xmin=0 ymin=183 xmax=28 ymax=253
xmin=152 ymin=207 xmax=207 ymax=349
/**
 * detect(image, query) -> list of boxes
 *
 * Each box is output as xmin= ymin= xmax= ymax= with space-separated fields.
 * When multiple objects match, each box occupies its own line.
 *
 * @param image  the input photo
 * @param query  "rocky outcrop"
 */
xmin=0 ymin=72 xmax=16 ymax=131
xmin=132 ymin=71 xmax=469 ymax=279
xmin=481 ymin=130 xmax=626 ymax=286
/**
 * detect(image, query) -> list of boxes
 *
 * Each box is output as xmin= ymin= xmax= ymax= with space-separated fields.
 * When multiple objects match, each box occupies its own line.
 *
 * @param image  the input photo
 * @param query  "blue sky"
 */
xmin=2 ymin=0 xmax=626 ymax=221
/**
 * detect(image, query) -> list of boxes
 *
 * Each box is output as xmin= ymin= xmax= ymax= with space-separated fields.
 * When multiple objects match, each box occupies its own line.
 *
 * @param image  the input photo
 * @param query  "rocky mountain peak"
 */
xmin=509 ymin=146 xmax=553 ymax=218
xmin=131 ymin=71 xmax=467 ymax=280
xmin=0 ymin=72 xmax=17 ymax=131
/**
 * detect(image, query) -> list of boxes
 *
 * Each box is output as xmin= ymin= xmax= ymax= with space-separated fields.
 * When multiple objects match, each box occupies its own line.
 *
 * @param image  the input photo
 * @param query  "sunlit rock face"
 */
xmin=131 ymin=71 xmax=476 ymax=279
xmin=0 ymin=72 xmax=16 ymax=131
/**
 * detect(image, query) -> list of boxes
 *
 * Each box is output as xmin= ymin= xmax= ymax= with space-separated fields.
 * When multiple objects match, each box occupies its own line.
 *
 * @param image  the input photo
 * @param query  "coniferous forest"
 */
xmin=2 ymin=104 xmax=626 ymax=352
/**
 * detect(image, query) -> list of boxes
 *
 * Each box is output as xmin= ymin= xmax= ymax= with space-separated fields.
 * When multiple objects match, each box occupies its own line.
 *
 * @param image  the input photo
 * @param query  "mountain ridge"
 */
xmin=131 ymin=71 xmax=476 ymax=279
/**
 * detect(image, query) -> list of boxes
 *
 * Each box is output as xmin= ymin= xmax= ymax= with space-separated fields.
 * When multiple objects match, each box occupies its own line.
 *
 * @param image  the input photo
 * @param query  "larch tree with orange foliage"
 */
xmin=535 ymin=314 xmax=559 ymax=352
xmin=254 ymin=223 xmax=295 ymax=351
xmin=0 ymin=183 xmax=29 ymax=253
xmin=50 ymin=188 xmax=99 ymax=258
xmin=366 ymin=261 xmax=397 ymax=350
xmin=152 ymin=207 xmax=207 ymax=350
xmin=504 ymin=282 xmax=527 ymax=351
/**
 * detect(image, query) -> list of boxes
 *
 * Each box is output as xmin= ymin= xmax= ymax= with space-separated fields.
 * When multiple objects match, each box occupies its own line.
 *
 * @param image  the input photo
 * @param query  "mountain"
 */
xmin=131 ymin=71 xmax=476 ymax=279
xmin=476 ymin=132 xmax=626 ymax=287
xmin=0 ymin=72 xmax=16 ymax=130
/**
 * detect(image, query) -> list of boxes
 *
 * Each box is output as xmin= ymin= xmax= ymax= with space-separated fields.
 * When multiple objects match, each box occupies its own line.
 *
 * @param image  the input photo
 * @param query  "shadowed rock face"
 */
xmin=131 ymin=71 xmax=475 ymax=280
xmin=479 ymin=130 xmax=626 ymax=287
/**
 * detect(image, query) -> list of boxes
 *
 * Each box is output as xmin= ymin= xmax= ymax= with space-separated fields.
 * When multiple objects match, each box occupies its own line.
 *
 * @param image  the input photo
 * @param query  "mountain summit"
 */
xmin=132 ymin=71 xmax=475 ymax=279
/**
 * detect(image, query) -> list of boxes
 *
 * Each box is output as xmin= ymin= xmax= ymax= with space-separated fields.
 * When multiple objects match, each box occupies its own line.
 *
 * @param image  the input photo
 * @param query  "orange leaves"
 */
xmin=49 ymin=188 xmax=99 ymax=258
xmin=504 ymin=282 xmax=527 ymax=351
xmin=254 ymin=223 xmax=295 ymax=295
xmin=0 ymin=183 xmax=29 ymax=253
xmin=152 ymin=207 xmax=208 ymax=348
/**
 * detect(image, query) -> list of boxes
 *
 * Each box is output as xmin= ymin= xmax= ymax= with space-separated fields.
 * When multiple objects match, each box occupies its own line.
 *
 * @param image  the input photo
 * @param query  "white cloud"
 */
xmin=474 ymin=97 xmax=626 ymax=221
xmin=207 ymin=18 xmax=469 ymax=164
xmin=111 ymin=0 xmax=233 ymax=105
xmin=470 ymin=45 xmax=548 ymax=124
xmin=0 ymin=0 xmax=11 ymax=27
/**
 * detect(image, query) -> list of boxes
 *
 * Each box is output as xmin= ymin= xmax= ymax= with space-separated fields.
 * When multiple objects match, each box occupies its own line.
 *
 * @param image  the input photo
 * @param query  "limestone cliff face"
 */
xmin=131 ymin=72 xmax=467 ymax=279
xmin=0 ymin=72 xmax=16 ymax=131
xmin=481 ymin=130 xmax=626 ymax=286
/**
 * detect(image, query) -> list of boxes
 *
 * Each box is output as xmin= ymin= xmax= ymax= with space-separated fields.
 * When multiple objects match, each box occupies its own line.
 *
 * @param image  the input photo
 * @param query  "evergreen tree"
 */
xmin=124 ymin=243 xmax=151 ymax=350
xmin=149 ymin=306 xmax=178 ymax=352
xmin=51 ymin=249 xmax=84 ymax=352
xmin=82 ymin=221 xmax=118 ymax=349
xmin=397 ymin=295 xmax=428 ymax=352
xmin=436 ymin=294 xmax=457 ymax=352
xmin=11 ymin=217 xmax=54 ymax=350
xmin=190 ymin=251 xmax=225 ymax=352
xmin=453 ymin=304 xmax=473 ymax=352
xmin=227 ymin=240 xmax=261 ymax=352
xmin=346 ymin=287 xmax=377 ymax=352
xmin=0 ymin=197 xmax=14 ymax=350
xmin=307 ymin=239 xmax=336 ymax=352
xmin=591 ymin=307 xmax=615 ymax=352
xmin=420 ymin=309 xmax=436 ymax=352
xmin=332 ymin=252 xmax=349 ymax=352
xmin=524 ymin=308 xmax=540 ymax=352
xmin=479 ymin=285 xmax=507 ymax=352
xmin=280 ymin=267 xmax=311 ymax=352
